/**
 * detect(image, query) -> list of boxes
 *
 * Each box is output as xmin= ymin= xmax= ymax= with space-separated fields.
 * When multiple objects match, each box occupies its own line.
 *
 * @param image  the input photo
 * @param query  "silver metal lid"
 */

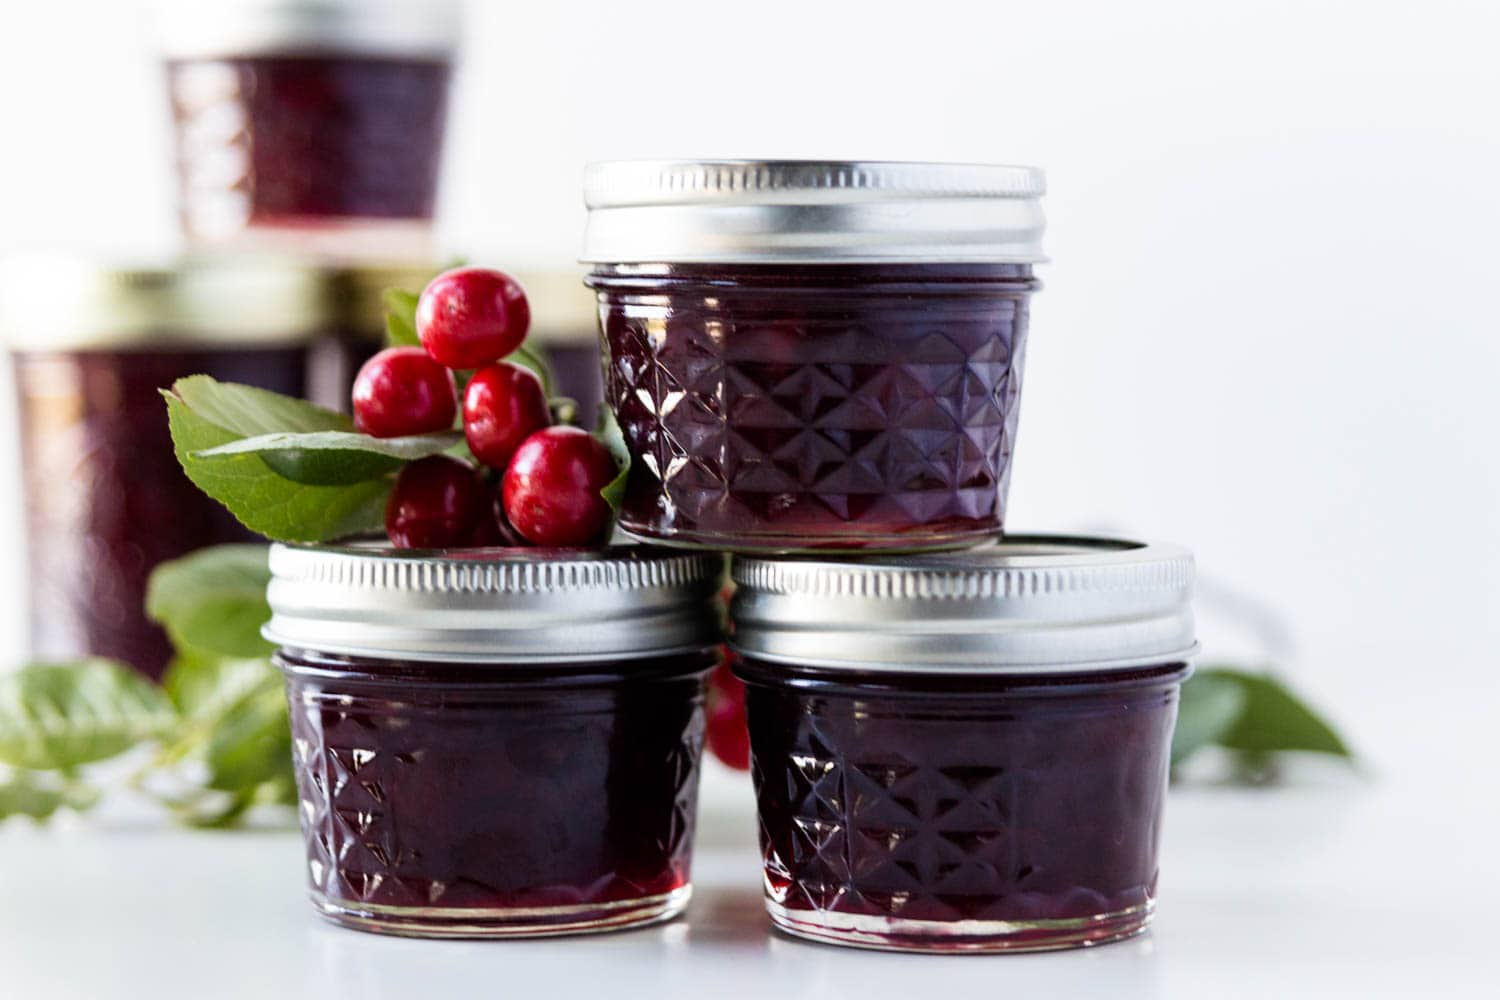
xmin=264 ymin=543 xmax=724 ymax=663
xmin=153 ymin=0 xmax=460 ymax=59
xmin=581 ymin=159 xmax=1046 ymax=265
xmin=730 ymin=535 xmax=1196 ymax=674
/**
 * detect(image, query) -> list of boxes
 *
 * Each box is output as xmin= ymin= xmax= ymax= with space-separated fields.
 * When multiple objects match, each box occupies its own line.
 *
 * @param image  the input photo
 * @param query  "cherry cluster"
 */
xmin=351 ymin=267 xmax=617 ymax=549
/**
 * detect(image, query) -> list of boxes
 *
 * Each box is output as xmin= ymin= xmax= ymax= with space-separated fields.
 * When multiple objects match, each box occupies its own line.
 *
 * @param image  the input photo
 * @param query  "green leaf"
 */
xmin=0 ymin=771 xmax=99 ymax=822
xmin=146 ymin=545 xmax=274 ymax=659
xmin=383 ymin=288 xmax=421 ymax=348
xmin=203 ymin=680 xmax=290 ymax=795
xmin=161 ymin=649 xmax=278 ymax=722
xmin=1209 ymin=668 xmax=1354 ymax=758
xmin=195 ymin=429 xmax=461 ymax=485
xmin=174 ymin=375 xmax=352 ymax=436
xmin=1171 ymin=671 xmax=1248 ymax=764
xmin=0 ymin=660 xmax=177 ymax=770
xmin=150 ymin=653 xmax=294 ymax=828
xmin=595 ymin=405 xmax=630 ymax=514
xmin=165 ymin=381 xmax=392 ymax=543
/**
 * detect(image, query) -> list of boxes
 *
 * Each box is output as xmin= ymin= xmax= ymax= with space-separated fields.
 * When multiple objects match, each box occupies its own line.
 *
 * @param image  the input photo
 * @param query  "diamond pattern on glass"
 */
xmin=601 ymin=289 xmax=1029 ymax=544
xmin=287 ymin=671 xmax=705 ymax=914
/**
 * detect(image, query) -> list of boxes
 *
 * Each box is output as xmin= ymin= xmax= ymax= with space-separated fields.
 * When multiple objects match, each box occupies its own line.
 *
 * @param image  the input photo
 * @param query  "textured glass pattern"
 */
xmin=282 ymin=651 xmax=709 ymax=932
xmin=740 ymin=659 xmax=1184 ymax=950
xmin=592 ymin=264 xmax=1035 ymax=551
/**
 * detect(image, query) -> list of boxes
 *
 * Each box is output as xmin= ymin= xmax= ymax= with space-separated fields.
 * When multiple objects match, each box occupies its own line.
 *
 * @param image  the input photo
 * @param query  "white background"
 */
xmin=1 ymin=2 xmax=1498 ymax=995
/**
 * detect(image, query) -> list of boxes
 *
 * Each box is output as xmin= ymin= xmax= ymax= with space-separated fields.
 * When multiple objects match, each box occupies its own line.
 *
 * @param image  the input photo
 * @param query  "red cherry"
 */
xmin=416 ymin=267 xmax=531 ymax=369
xmin=705 ymin=659 xmax=751 ymax=770
xmin=463 ymin=361 xmax=551 ymax=470
xmin=469 ymin=492 xmax=526 ymax=547
xmin=352 ymin=347 xmax=457 ymax=438
xmin=501 ymin=427 xmax=617 ymax=547
xmin=385 ymin=455 xmax=487 ymax=549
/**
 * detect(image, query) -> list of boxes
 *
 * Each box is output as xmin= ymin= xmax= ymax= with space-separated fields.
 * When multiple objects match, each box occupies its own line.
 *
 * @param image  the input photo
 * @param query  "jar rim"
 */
xmin=729 ymin=534 xmax=1197 ymax=675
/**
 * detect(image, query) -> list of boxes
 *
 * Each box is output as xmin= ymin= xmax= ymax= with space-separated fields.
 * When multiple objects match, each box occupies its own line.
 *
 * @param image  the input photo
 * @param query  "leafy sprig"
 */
xmin=0 ymin=545 xmax=295 ymax=827
xmin=1171 ymin=667 xmax=1353 ymax=781
xmin=159 ymin=281 xmax=621 ymax=547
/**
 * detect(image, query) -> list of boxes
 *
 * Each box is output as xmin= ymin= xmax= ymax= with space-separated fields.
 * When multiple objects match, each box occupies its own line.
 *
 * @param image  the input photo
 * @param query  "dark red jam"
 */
xmin=589 ymin=263 xmax=1036 ymax=552
xmin=167 ymin=55 xmax=449 ymax=239
xmin=12 ymin=347 xmax=308 ymax=678
xmin=279 ymin=648 xmax=712 ymax=937
xmin=737 ymin=657 xmax=1187 ymax=952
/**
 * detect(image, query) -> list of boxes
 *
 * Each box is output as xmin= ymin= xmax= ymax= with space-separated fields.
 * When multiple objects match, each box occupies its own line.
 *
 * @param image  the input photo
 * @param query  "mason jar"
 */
xmin=263 ymin=544 xmax=723 ymax=938
xmin=155 ymin=0 xmax=458 ymax=258
xmin=729 ymin=535 xmax=1197 ymax=953
xmin=0 ymin=254 xmax=327 ymax=677
xmin=583 ymin=160 xmax=1045 ymax=553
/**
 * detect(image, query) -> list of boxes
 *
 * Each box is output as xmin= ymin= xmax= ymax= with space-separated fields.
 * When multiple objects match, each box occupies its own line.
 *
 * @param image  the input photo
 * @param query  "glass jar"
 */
xmin=0 ymin=255 xmax=329 ymax=678
xmin=583 ymin=160 xmax=1046 ymax=552
xmin=155 ymin=0 xmax=458 ymax=258
xmin=729 ymin=535 xmax=1197 ymax=953
xmin=263 ymin=544 xmax=724 ymax=938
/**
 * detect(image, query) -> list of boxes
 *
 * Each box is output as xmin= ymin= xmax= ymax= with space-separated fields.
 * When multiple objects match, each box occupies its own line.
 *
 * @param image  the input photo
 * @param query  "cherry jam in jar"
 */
xmin=0 ymin=257 xmax=327 ymax=678
xmin=264 ymin=544 xmax=723 ymax=938
xmin=729 ymin=536 xmax=1198 ymax=953
xmin=156 ymin=0 xmax=457 ymax=257
xmin=583 ymin=160 xmax=1046 ymax=552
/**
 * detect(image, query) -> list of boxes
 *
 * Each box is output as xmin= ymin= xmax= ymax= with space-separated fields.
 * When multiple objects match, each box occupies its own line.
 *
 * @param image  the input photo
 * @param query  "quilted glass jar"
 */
xmin=583 ymin=160 xmax=1045 ymax=552
xmin=155 ymin=0 xmax=457 ymax=258
xmin=263 ymin=544 xmax=723 ymax=938
xmin=0 ymin=256 xmax=327 ymax=678
xmin=729 ymin=536 xmax=1198 ymax=953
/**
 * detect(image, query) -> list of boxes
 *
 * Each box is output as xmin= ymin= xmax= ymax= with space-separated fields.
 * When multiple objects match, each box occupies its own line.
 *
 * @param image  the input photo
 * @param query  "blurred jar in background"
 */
xmin=513 ymin=270 xmax=605 ymax=429
xmin=0 ymin=256 xmax=330 ymax=678
xmin=154 ymin=0 xmax=458 ymax=259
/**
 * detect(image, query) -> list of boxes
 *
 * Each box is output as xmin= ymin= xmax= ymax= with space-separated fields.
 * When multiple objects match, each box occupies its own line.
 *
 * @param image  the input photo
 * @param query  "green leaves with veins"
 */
xmin=0 ymin=660 xmax=177 ymax=770
xmin=1171 ymin=667 xmax=1353 ymax=772
xmin=0 ymin=545 xmax=296 ymax=827
xmin=146 ymin=544 xmax=274 ymax=658
xmin=164 ymin=376 xmax=391 ymax=543
xmin=197 ymin=429 xmax=460 ymax=486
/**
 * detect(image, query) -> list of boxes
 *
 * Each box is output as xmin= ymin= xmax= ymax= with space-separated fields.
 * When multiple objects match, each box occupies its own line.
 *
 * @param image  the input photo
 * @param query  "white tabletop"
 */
xmin=2 ymin=746 xmax=1495 ymax=1000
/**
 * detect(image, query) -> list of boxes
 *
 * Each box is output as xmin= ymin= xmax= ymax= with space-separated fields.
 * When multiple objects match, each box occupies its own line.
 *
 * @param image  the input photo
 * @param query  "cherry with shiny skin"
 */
xmin=463 ymin=361 xmax=551 ymax=470
xmin=469 ymin=492 xmax=527 ymax=547
xmin=705 ymin=659 xmax=751 ymax=770
xmin=502 ymin=427 xmax=618 ymax=547
xmin=385 ymin=455 xmax=487 ymax=549
xmin=352 ymin=346 xmax=457 ymax=438
xmin=416 ymin=267 xmax=531 ymax=369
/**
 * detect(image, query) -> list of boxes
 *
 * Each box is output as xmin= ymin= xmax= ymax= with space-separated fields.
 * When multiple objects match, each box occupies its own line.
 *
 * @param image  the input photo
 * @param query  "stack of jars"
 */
xmin=262 ymin=160 xmax=1198 ymax=953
